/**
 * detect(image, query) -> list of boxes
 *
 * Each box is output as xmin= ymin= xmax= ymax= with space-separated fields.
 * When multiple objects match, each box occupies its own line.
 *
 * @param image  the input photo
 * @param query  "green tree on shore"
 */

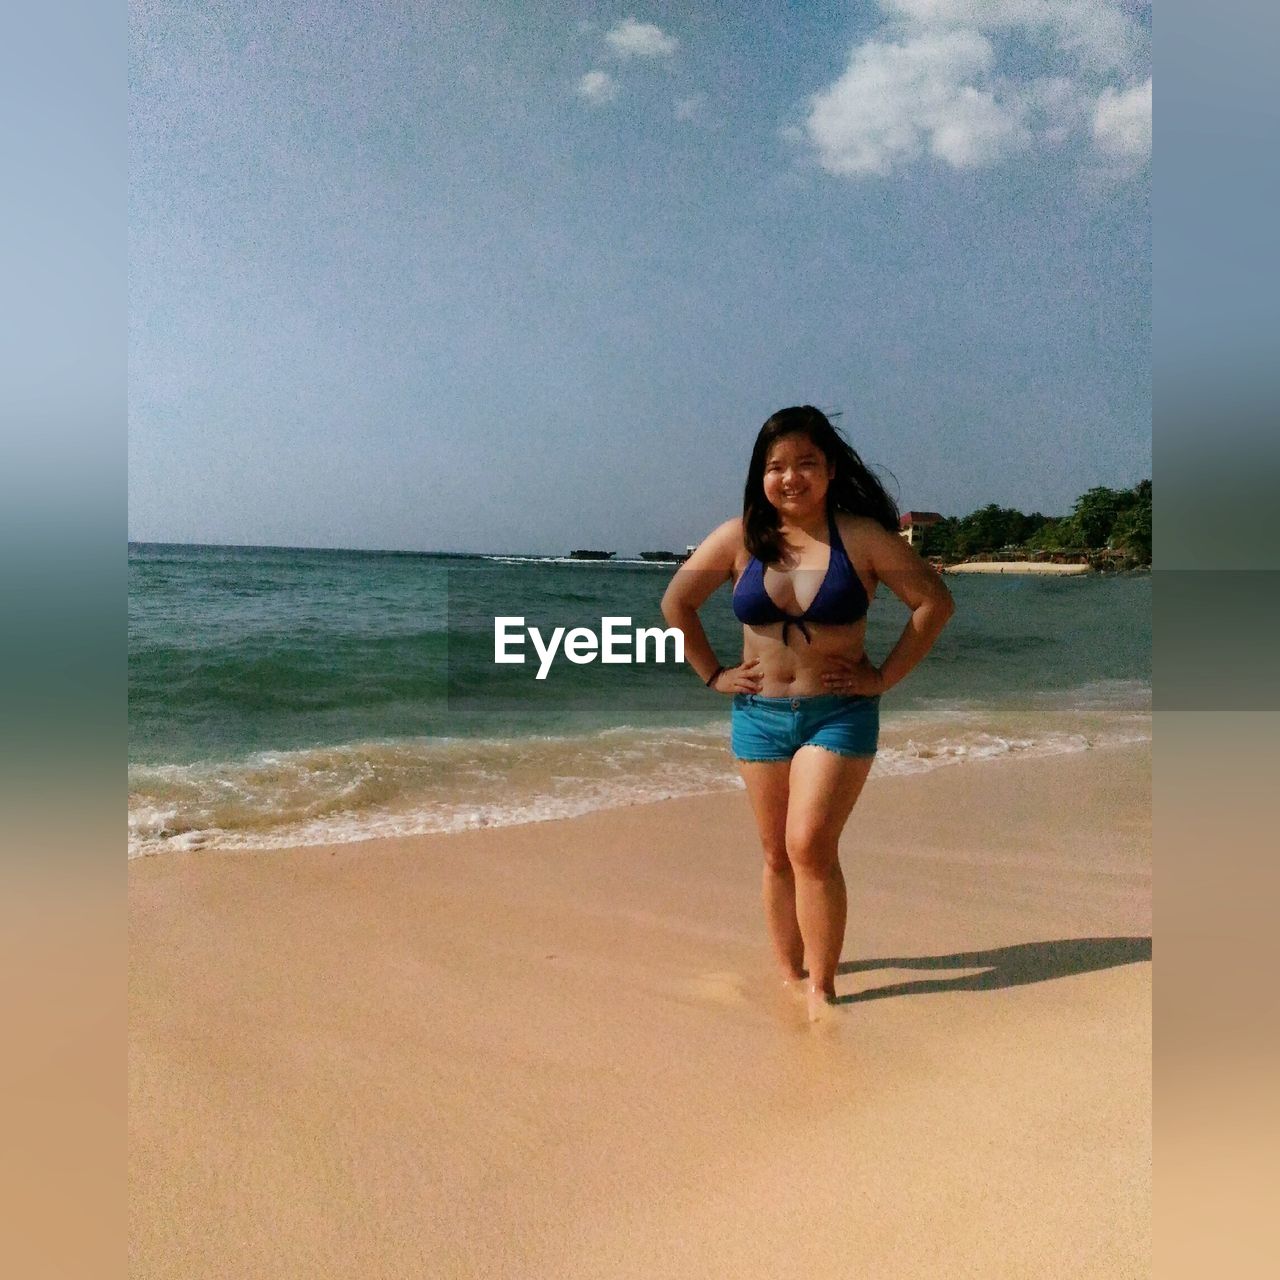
xmin=927 ymin=481 xmax=1151 ymax=564
xmin=967 ymin=505 xmax=1046 ymax=555
xmin=1109 ymin=480 xmax=1152 ymax=561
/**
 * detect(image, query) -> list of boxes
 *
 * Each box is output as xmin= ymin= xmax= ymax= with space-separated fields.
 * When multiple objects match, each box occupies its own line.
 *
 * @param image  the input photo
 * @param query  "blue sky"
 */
xmin=129 ymin=2 xmax=1151 ymax=555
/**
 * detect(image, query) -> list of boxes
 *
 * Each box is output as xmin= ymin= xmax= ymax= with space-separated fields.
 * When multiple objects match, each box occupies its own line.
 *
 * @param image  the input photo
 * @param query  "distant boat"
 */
xmin=639 ymin=550 xmax=682 ymax=562
xmin=568 ymin=549 xmax=615 ymax=561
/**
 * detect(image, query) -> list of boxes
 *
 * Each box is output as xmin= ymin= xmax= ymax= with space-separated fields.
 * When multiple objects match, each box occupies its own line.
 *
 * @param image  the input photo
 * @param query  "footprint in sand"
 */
xmin=686 ymin=972 xmax=749 ymax=1005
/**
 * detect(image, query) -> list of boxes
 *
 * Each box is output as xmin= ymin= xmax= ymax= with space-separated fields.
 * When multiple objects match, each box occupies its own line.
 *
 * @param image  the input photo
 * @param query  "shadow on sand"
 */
xmin=834 ymin=936 xmax=1151 ymax=1005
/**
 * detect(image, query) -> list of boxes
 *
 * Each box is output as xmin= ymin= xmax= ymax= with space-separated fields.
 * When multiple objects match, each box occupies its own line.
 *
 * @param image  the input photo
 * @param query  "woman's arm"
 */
xmin=865 ymin=521 xmax=955 ymax=692
xmin=660 ymin=519 xmax=762 ymax=692
xmin=824 ymin=519 xmax=955 ymax=695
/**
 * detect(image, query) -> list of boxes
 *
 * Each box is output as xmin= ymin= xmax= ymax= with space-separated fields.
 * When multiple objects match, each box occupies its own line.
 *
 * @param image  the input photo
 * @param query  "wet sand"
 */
xmin=130 ymin=741 xmax=1150 ymax=1278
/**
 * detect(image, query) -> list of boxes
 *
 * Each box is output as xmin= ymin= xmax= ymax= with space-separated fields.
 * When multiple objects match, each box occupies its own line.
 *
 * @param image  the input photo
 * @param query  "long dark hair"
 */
xmin=743 ymin=406 xmax=899 ymax=562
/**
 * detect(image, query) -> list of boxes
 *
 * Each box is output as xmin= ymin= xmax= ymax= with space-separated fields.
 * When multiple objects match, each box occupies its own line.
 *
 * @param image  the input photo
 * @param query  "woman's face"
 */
xmin=761 ymin=433 xmax=834 ymax=520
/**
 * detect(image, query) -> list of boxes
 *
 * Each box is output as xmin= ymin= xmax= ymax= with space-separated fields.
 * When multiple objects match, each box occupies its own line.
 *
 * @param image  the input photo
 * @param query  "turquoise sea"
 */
xmin=128 ymin=543 xmax=1151 ymax=856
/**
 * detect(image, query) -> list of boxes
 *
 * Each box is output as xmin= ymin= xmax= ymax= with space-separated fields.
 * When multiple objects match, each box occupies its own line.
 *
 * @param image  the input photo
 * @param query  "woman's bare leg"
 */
xmin=737 ymin=760 xmax=805 ymax=982
xmin=785 ymin=748 xmax=874 ymax=1019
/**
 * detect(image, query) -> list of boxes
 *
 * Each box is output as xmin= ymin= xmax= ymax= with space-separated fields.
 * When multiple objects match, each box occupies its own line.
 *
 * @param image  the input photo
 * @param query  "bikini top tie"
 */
xmin=732 ymin=509 xmax=869 ymax=645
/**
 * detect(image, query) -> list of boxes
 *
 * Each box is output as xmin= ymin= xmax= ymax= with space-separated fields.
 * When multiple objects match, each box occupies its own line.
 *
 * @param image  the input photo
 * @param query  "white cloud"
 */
xmin=604 ymin=18 xmax=679 ymax=59
xmin=806 ymin=30 xmax=1028 ymax=175
xmin=674 ymin=94 xmax=704 ymax=122
xmin=1092 ymin=77 xmax=1151 ymax=158
xmin=577 ymin=70 xmax=618 ymax=104
xmin=930 ymin=84 xmax=1029 ymax=167
xmin=880 ymin=1 xmax=1141 ymax=73
xmin=800 ymin=0 xmax=1150 ymax=177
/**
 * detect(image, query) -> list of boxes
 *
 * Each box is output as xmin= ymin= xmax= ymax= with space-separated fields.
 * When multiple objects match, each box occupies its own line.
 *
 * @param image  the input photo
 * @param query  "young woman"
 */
xmin=661 ymin=406 xmax=955 ymax=1021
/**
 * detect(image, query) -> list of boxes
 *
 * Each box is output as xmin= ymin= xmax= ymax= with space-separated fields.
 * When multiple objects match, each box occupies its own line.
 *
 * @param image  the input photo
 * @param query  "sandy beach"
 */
xmin=129 ymin=740 xmax=1150 ymax=1278
xmin=943 ymin=561 xmax=1095 ymax=574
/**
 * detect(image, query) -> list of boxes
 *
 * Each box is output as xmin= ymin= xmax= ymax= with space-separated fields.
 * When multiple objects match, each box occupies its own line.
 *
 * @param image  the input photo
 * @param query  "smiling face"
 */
xmin=761 ymin=432 xmax=835 ymax=521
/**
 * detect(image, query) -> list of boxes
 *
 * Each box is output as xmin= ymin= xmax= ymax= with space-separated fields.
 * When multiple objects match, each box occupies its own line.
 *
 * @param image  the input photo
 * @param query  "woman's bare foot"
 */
xmin=780 ymin=967 xmax=808 ymax=997
xmin=806 ymin=982 xmax=839 ymax=1022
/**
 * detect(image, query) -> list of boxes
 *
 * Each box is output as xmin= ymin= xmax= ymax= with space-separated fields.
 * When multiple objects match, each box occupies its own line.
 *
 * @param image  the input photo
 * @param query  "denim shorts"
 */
xmin=731 ymin=693 xmax=880 ymax=763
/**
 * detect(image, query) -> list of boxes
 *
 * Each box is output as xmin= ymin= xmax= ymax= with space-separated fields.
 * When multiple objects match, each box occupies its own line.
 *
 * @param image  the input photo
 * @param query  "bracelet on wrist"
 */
xmin=705 ymin=665 xmax=725 ymax=688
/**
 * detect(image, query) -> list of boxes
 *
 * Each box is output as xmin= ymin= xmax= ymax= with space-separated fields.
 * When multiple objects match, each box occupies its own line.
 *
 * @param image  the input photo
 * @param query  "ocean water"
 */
xmin=128 ymin=543 xmax=1151 ymax=856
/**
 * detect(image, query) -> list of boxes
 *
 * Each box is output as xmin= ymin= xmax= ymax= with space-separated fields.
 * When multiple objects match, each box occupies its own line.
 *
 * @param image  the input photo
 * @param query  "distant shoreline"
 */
xmin=942 ymin=561 xmax=1094 ymax=575
xmin=130 ymin=543 xmax=1151 ymax=571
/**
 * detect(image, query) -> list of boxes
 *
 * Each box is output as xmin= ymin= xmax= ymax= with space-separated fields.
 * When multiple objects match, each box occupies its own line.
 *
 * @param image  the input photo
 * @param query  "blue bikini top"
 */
xmin=732 ymin=508 xmax=869 ymax=645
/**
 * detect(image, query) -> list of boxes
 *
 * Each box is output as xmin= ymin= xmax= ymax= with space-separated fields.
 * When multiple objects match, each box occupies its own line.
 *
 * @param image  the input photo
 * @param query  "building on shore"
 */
xmin=899 ymin=511 xmax=944 ymax=551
